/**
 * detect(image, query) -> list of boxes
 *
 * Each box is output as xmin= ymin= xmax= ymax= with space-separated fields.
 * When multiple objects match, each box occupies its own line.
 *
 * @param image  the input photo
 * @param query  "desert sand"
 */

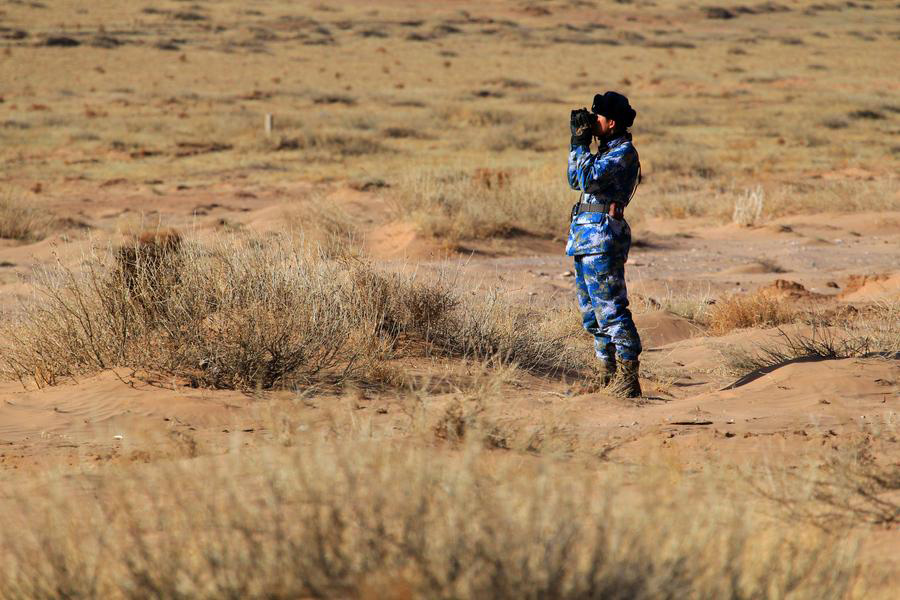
xmin=0 ymin=0 xmax=897 ymax=597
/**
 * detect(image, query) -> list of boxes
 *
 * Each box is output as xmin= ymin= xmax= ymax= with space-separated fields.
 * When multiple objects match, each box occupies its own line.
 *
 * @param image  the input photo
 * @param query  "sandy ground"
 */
xmin=0 ymin=0 xmax=897 ymax=590
xmin=1 ymin=184 xmax=897 ymax=471
xmin=4 ymin=187 xmax=895 ymax=583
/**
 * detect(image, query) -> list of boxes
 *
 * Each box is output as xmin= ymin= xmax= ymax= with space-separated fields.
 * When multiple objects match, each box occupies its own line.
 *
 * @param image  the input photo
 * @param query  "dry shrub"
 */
xmin=755 ymin=432 xmax=900 ymax=530
xmin=0 ymin=440 xmax=864 ymax=599
xmin=807 ymin=446 xmax=900 ymax=528
xmin=282 ymin=197 xmax=358 ymax=258
xmin=392 ymin=167 xmax=568 ymax=241
xmin=733 ymin=185 xmax=765 ymax=226
xmin=349 ymin=258 xmax=458 ymax=343
xmin=845 ymin=301 xmax=900 ymax=356
xmin=723 ymin=307 xmax=900 ymax=378
xmin=115 ymin=228 xmax=183 ymax=318
xmin=745 ymin=326 xmax=875 ymax=368
xmin=430 ymin=365 xmax=512 ymax=447
xmin=0 ymin=235 xmax=584 ymax=389
xmin=0 ymin=193 xmax=52 ymax=241
xmin=747 ymin=414 xmax=900 ymax=531
xmin=354 ymin=264 xmax=584 ymax=375
xmin=707 ymin=291 xmax=798 ymax=334
xmin=0 ymin=236 xmax=386 ymax=389
xmin=440 ymin=287 xmax=584 ymax=375
xmin=400 ymin=361 xmax=586 ymax=455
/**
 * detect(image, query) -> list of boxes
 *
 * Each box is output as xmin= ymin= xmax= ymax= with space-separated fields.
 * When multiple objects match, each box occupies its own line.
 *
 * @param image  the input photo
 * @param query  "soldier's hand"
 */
xmin=570 ymin=108 xmax=594 ymax=146
xmin=570 ymin=108 xmax=592 ymax=134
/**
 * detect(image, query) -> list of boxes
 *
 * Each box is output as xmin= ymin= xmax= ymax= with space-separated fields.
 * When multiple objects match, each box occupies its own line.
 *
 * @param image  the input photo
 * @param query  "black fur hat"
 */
xmin=592 ymin=91 xmax=636 ymax=128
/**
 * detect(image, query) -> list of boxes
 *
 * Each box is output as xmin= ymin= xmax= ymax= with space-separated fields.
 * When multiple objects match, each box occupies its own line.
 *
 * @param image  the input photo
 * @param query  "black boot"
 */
xmin=611 ymin=359 xmax=642 ymax=398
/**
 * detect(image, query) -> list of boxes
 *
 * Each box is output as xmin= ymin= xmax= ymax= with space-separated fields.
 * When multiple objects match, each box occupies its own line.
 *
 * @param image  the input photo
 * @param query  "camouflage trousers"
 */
xmin=574 ymin=253 xmax=642 ymax=365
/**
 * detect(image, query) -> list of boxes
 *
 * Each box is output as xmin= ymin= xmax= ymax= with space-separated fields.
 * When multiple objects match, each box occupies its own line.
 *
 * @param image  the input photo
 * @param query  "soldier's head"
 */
xmin=591 ymin=91 xmax=636 ymax=139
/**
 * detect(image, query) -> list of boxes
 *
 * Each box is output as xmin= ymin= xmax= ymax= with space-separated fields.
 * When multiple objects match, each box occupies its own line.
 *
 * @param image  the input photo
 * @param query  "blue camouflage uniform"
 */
xmin=567 ymin=133 xmax=642 ymax=367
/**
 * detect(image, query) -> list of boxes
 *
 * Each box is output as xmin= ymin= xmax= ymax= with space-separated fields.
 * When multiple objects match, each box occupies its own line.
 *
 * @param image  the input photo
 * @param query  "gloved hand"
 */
xmin=570 ymin=108 xmax=595 ymax=147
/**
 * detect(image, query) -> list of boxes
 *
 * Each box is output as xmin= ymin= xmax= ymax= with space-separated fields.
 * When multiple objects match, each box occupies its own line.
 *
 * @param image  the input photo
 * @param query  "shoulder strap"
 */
xmin=628 ymin=162 xmax=641 ymax=203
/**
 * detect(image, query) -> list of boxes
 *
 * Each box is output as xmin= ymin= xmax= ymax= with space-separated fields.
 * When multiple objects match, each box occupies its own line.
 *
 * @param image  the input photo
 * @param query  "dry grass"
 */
xmin=0 ymin=439 xmax=866 ymax=599
xmin=281 ymin=193 xmax=360 ymax=258
xmin=3 ymin=1 xmax=897 ymax=235
xmin=732 ymin=186 xmax=765 ymax=226
xmin=266 ymin=129 xmax=392 ymax=159
xmin=764 ymin=178 xmax=899 ymax=218
xmin=0 ymin=4 xmax=898 ymax=597
xmin=0 ymin=233 xmax=585 ymax=389
xmin=754 ymin=432 xmax=900 ymax=530
xmin=633 ymin=285 xmax=715 ymax=322
xmin=0 ymin=194 xmax=52 ymax=242
xmin=1 ymin=234 xmax=380 ymax=389
xmin=639 ymin=178 xmax=899 ymax=224
xmin=391 ymin=166 xmax=568 ymax=242
xmin=706 ymin=291 xmax=799 ymax=335
xmin=722 ymin=303 xmax=900 ymax=376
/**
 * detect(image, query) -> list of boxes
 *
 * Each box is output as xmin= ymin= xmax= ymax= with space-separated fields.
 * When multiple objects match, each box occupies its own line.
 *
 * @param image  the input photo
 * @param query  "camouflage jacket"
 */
xmin=565 ymin=133 xmax=640 ymax=257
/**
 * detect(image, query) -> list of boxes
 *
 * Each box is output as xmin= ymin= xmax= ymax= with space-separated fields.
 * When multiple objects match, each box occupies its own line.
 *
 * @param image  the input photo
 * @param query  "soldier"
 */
xmin=567 ymin=91 xmax=642 ymax=397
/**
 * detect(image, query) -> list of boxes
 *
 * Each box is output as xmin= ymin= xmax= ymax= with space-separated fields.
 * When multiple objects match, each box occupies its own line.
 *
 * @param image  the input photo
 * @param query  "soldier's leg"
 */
xmin=573 ymin=256 xmax=615 ymax=367
xmin=581 ymin=255 xmax=642 ymax=362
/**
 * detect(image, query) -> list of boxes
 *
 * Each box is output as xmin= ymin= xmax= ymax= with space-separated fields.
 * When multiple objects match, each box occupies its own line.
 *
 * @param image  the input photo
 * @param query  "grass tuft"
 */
xmin=732 ymin=186 xmax=765 ymax=226
xmin=723 ymin=304 xmax=900 ymax=377
xmin=706 ymin=292 xmax=798 ymax=335
xmin=0 ymin=194 xmax=52 ymax=242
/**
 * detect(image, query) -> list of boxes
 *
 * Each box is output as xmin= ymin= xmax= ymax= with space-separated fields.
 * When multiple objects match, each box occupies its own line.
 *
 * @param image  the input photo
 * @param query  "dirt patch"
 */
xmin=758 ymin=279 xmax=825 ymax=301
xmin=721 ymin=260 xmax=784 ymax=275
xmin=634 ymin=310 xmax=701 ymax=348
xmin=366 ymin=221 xmax=444 ymax=260
xmin=839 ymin=272 xmax=900 ymax=302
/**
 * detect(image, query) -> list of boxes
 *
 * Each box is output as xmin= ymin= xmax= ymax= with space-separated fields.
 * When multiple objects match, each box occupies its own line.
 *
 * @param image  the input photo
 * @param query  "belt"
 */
xmin=575 ymin=202 xmax=611 ymax=214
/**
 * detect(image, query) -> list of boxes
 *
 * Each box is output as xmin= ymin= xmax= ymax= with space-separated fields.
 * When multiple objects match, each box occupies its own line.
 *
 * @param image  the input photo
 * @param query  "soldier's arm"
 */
xmin=573 ymin=145 xmax=635 ymax=195
xmin=567 ymin=144 xmax=591 ymax=190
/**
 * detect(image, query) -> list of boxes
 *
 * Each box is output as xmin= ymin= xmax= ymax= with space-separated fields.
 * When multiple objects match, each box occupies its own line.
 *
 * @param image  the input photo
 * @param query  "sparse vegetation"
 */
xmin=0 ymin=233 xmax=585 ymax=389
xmin=733 ymin=185 xmax=765 ymax=226
xmin=723 ymin=304 xmax=900 ymax=377
xmin=281 ymin=194 xmax=359 ymax=258
xmin=270 ymin=130 xmax=390 ymax=157
xmin=755 ymin=434 xmax=900 ymax=530
xmin=639 ymin=286 xmax=715 ymax=322
xmin=0 ymin=194 xmax=51 ymax=242
xmin=392 ymin=167 xmax=567 ymax=241
xmin=2 ymin=235 xmax=377 ymax=389
xmin=1 ymin=1 xmax=898 ymax=596
xmin=0 ymin=440 xmax=863 ymax=599
xmin=706 ymin=291 xmax=799 ymax=335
